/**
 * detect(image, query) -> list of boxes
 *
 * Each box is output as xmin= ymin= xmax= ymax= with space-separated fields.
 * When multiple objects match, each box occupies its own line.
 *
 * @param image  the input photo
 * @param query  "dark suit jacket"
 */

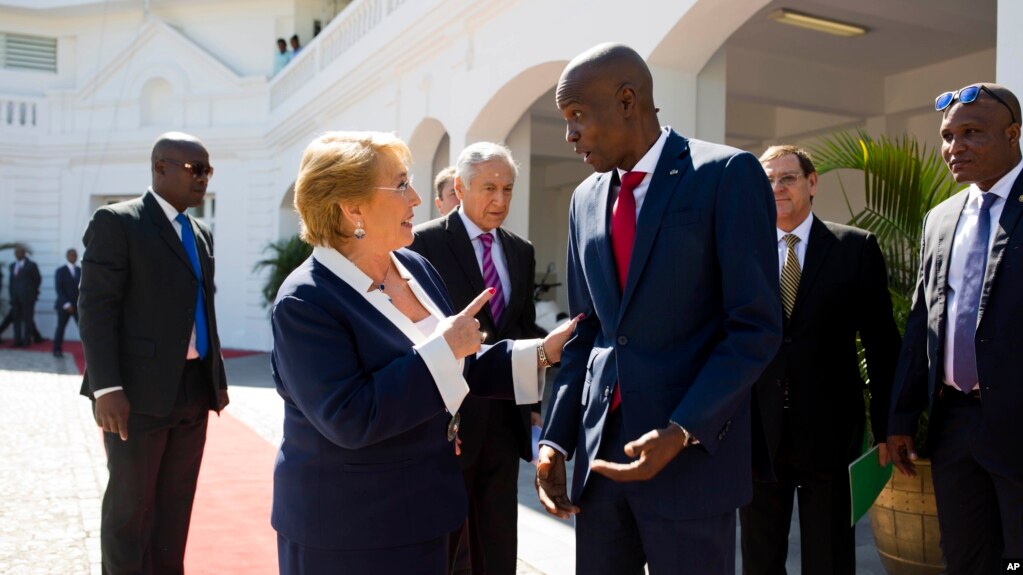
xmin=9 ymin=258 xmax=41 ymax=304
xmin=890 ymin=171 xmax=1023 ymax=477
xmin=753 ymin=219 xmax=901 ymax=475
xmin=78 ymin=191 xmax=227 ymax=417
xmin=270 ymin=248 xmax=523 ymax=551
xmin=542 ymin=131 xmax=782 ymax=519
xmin=54 ymin=264 xmax=81 ymax=311
xmin=409 ymin=210 xmax=542 ymax=464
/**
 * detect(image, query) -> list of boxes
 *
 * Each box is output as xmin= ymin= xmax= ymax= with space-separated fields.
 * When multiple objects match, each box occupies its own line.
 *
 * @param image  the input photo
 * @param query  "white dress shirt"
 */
xmin=312 ymin=246 xmax=546 ymax=415
xmin=943 ymin=159 xmax=1022 ymax=391
xmin=776 ymin=212 xmax=814 ymax=276
xmin=458 ymin=208 xmax=511 ymax=307
xmin=614 ymin=126 xmax=671 ymax=219
xmin=63 ymin=263 xmax=79 ymax=310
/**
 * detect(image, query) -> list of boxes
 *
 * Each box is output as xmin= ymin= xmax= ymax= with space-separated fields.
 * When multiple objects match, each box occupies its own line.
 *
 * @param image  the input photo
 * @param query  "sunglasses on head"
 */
xmin=935 ymin=84 xmax=1018 ymax=125
xmin=161 ymin=158 xmax=214 ymax=178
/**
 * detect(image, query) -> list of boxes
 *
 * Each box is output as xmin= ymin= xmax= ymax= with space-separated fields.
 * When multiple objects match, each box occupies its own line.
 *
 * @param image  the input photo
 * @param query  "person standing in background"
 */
xmin=411 ymin=142 xmax=544 ymax=575
xmin=53 ymin=247 xmax=81 ymax=357
xmin=8 ymin=245 xmax=42 ymax=348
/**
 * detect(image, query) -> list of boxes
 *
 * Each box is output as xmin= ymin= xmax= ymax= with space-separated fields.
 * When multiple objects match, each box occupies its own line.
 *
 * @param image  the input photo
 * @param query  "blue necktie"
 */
xmin=176 ymin=214 xmax=209 ymax=359
xmin=951 ymin=192 xmax=997 ymax=393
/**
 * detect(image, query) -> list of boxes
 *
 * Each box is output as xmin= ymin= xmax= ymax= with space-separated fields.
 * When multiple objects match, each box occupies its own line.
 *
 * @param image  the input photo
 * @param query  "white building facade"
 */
xmin=0 ymin=0 xmax=1017 ymax=351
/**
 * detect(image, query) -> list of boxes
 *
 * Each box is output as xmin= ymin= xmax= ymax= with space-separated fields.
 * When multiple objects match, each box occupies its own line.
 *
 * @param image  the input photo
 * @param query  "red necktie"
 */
xmin=609 ymin=170 xmax=646 ymax=412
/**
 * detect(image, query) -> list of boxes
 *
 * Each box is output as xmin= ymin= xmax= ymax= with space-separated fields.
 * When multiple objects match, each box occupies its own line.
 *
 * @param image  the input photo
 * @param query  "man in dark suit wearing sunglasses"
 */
xmin=888 ymin=83 xmax=1023 ymax=573
xmin=79 ymin=131 xmax=229 ymax=574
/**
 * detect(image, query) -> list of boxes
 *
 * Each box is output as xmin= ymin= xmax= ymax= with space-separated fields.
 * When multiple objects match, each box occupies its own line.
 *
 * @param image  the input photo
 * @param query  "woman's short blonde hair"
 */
xmin=294 ymin=131 xmax=412 ymax=245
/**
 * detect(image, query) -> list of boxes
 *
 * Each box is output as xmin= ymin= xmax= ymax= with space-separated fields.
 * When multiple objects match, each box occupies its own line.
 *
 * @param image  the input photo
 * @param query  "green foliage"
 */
xmin=253 ymin=235 xmax=312 ymax=308
xmin=812 ymin=131 xmax=958 ymax=451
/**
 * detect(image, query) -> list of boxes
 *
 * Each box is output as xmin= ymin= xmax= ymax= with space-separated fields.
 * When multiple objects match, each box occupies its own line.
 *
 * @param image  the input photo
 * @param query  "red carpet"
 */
xmin=9 ymin=340 xmax=278 ymax=573
xmin=185 ymin=411 xmax=278 ymax=574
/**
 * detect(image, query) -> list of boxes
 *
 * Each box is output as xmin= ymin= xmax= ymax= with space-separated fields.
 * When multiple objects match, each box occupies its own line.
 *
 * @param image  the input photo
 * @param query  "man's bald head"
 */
xmin=151 ymin=132 xmax=206 ymax=166
xmin=556 ymin=43 xmax=656 ymax=116
xmin=150 ymin=131 xmax=211 ymax=212
xmin=555 ymin=43 xmax=662 ymax=173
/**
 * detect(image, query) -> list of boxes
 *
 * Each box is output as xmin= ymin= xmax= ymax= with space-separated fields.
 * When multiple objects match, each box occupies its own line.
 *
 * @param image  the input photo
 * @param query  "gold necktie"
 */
xmin=780 ymin=234 xmax=801 ymax=318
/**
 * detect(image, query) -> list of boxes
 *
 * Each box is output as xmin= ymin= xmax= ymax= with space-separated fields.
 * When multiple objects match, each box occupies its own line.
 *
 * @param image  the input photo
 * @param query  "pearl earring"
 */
xmin=354 ymin=221 xmax=366 ymax=240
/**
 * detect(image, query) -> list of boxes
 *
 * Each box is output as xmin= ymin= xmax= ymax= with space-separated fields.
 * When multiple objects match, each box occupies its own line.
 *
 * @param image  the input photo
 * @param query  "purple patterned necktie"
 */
xmin=478 ymin=233 xmax=505 ymax=327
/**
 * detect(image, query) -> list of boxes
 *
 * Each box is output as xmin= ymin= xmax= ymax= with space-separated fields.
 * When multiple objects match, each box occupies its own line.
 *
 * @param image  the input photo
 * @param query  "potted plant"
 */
xmin=252 ymin=235 xmax=312 ymax=308
xmin=812 ymin=131 xmax=957 ymax=575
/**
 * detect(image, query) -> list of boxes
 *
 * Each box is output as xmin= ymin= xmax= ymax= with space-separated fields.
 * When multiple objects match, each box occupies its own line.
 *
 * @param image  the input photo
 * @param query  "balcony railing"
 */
xmin=270 ymin=0 xmax=408 ymax=110
xmin=0 ymin=95 xmax=42 ymax=131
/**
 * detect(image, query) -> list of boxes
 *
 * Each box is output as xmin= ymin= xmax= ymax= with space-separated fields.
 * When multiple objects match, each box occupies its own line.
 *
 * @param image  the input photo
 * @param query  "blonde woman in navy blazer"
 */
xmin=270 ymin=131 xmax=577 ymax=574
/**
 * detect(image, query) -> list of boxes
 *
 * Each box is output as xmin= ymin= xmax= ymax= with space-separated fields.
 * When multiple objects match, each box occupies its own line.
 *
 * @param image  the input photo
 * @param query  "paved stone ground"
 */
xmin=0 ymin=350 xmax=104 ymax=575
xmin=0 ymin=349 xmax=886 ymax=574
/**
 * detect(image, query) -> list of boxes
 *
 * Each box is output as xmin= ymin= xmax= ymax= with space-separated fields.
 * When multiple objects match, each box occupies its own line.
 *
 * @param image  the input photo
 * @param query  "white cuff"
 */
xmin=415 ymin=332 xmax=468 ymax=414
xmin=93 ymin=386 xmax=123 ymax=399
xmin=538 ymin=439 xmax=568 ymax=457
xmin=63 ymin=302 xmax=72 ymax=310
xmin=511 ymin=338 xmax=545 ymax=405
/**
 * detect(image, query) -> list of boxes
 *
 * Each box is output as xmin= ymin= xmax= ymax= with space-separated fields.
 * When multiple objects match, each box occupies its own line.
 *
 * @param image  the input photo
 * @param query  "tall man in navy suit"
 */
xmin=53 ymin=247 xmax=81 ymax=357
xmin=79 ymin=132 xmax=229 ymax=574
xmin=536 ymin=43 xmax=781 ymax=574
xmin=888 ymin=83 xmax=1023 ymax=573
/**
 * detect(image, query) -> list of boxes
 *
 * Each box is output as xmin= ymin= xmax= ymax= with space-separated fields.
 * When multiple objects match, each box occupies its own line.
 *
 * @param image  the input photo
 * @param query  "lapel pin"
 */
xmin=669 ymin=169 xmax=679 ymax=176
xmin=1018 ymin=195 xmax=1023 ymax=203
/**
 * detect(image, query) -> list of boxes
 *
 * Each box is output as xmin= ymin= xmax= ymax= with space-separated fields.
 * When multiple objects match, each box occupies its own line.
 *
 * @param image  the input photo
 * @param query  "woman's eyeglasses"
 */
xmin=375 ymin=175 xmax=414 ymax=197
xmin=161 ymin=158 xmax=214 ymax=179
xmin=935 ymin=85 xmax=1018 ymax=125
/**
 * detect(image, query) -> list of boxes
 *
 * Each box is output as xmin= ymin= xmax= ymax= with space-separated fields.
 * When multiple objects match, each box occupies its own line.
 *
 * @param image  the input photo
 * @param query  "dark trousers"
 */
xmin=100 ymin=360 xmax=210 ymax=575
xmin=278 ymin=533 xmax=448 ymax=575
xmin=53 ymin=308 xmax=78 ymax=352
xmin=930 ymin=389 xmax=1023 ymax=574
xmin=575 ymin=409 xmax=736 ymax=575
xmin=12 ymin=298 xmax=37 ymax=344
xmin=450 ymin=407 xmax=520 ymax=575
xmin=0 ymin=308 xmax=42 ymax=342
xmin=739 ymin=417 xmax=855 ymax=575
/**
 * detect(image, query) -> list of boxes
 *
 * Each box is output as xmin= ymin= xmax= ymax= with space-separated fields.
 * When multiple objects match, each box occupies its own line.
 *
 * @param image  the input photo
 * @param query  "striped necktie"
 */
xmin=478 ymin=233 xmax=504 ymax=327
xmin=780 ymin=234 xmax=801 ymax=318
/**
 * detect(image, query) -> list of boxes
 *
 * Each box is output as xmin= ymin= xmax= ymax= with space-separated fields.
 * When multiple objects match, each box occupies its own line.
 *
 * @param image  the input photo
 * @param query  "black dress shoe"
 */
xmin=13 ymin=341 xmax=28 ymax=348
xmin=53 ymin=350 xmax=63 ymax=357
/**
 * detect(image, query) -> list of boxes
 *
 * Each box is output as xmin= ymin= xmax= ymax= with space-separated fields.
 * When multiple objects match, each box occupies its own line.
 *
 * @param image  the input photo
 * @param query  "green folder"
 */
xmin=848 ymin=445 xmax=893 ymax=526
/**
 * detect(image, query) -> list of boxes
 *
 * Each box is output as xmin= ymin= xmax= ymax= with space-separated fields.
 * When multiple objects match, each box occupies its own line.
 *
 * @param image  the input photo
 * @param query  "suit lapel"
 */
xmin=593 ymin=172 xmax=620 ymax=313
xmin=144 ymin=193 xmax=194 ymax=273
xmin=619 ymin=133 xmax=691 ymax=317
xmin=444 ymin=212 xmax=496 ymax=329
xmin=979 ymin=173 xmax=1023 ymax=324
xmin=496 ymin=228 xmax=524 ymax=329
xmin=789 ymin=217 xmax=834 ymax=321
xmin=935 ymin=191 xmax=969 ymax=326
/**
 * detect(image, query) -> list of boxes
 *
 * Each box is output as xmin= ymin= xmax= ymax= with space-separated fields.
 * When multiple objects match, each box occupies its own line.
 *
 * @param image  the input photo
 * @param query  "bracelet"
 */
xmin=537 ymin=342 xmax=553 ymax=368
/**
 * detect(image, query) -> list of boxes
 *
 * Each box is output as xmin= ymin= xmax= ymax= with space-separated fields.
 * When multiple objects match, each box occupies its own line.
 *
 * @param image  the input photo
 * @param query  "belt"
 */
xmin=938 ymin=385 xmax=981 ymax=405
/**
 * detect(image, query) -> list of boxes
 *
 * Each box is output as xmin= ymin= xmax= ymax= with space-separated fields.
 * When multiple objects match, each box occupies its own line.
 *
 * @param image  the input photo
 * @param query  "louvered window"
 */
xmin=1 ymin=32 xmax=57 ymax=73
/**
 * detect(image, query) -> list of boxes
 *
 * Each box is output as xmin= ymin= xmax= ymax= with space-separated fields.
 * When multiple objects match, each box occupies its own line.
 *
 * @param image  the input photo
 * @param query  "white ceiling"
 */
xmin=727 ymin=0 xmax=995 ymax=75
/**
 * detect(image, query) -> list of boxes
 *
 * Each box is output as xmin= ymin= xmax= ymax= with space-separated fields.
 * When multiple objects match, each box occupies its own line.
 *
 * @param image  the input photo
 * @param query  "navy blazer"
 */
xmin=890 ymin=170 xmax=1023 ymax=477
xmin=270 ymin=248 xmax=522 ymax=550
xmin=542 ymin=131 xmax=782 ymax=520
xmin=54 ymin=264 xmax=81 ymax=310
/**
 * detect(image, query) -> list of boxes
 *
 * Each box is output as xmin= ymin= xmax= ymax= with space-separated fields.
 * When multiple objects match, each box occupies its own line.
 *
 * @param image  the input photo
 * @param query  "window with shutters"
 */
xmin=0 ymin=32 xmax=57 ymax=73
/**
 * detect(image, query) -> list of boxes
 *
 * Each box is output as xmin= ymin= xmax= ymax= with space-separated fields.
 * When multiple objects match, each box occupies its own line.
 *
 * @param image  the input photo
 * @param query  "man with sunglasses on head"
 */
xmin=888 ymin=83 xmax=1023 ymax=573
xmin=79 ymin=131 xmax=229 ymax=574
xmin=740 ymin=146 xmax=901 ymax=574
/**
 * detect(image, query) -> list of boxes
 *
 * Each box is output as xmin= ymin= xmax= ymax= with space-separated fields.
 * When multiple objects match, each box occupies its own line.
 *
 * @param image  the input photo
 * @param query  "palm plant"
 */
xmin=811 ymin=130 xmax=960 ymax=450
xmin=252 ymin=235 xmax=312 ymax=308
xmin=812 ymin=131 xmax=959 ymax=327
